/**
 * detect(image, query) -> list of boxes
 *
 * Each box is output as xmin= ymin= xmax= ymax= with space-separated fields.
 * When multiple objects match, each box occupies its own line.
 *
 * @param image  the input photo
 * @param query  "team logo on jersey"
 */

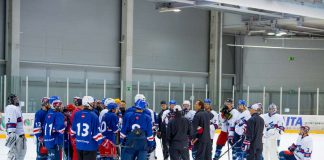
xmin=81 ymin=114 xmax=85 ymax=119
xmin=47 ymin=115 xmax=51 ymax=119
xmin=136 ymin=116 xmax=139 ymax=120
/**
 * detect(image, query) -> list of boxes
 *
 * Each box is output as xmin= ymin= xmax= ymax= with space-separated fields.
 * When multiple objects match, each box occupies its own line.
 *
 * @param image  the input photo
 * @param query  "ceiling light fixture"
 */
xmin=159 ymin=7 xmax=182 ymax=13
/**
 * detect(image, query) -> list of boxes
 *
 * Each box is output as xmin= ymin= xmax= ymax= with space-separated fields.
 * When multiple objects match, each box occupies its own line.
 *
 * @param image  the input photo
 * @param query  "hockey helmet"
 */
xmin=135 ymin=99 xmax=147 ymax=110
xmin=134 ymin=94 xmax=146 ymax=103
xmin=173 ymin=105 xmax=182 ymax=112
xmin=82 ymin=96 xmax=94 ymax=107
xmin=204 ymin=98 xmax=212 ymax=105
xmin=268 ymin=103 xmax=277 ymax=114
xmin=169 ymin=100 xmax=176 ymax=105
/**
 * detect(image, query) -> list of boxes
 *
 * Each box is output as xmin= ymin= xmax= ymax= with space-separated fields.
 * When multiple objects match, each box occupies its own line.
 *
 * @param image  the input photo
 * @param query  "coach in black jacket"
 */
xmin=243 ymin=103 xmax=265 ymax=160
xmin=192 ymin=100 xmax=211 ymax=160
xmin=166 ymin=105 xmax=192 ymax=160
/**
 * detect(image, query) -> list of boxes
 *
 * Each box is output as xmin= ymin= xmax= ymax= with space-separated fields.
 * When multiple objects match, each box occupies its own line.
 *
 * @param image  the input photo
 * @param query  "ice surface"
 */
xmin=0 ymin=133 xmax=322 ymax=160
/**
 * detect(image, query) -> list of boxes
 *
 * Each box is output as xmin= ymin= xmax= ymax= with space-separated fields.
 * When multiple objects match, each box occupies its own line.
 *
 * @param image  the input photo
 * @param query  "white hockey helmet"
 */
xmin=82 ymin=96 xmax=94 ymax=107
xmin=268 ymin=103 xmax=277 ymax=114
xmin=183 ymin=100 xmax=191 ymax=106
xmin=134 ymin=94 xmax=146 ymax=103
xmin=173 ymin=105 xmax=182 ymax=112
xmin=104 ymin=98 xmax=115 ymax=107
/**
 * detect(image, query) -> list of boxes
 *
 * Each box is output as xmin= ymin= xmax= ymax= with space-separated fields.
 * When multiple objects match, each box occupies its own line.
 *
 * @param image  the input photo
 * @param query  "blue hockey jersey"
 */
xmin=101 ymin=111 xmax=119 ymax=144
xmin=71 ymin=109 xmax=103 ymax=151
xmin=44 ymin=109 xmax=65 ymax=149
xmin=33 ymin=109 xmax=48 ymax=138
xmin=120 ymin=110 xmax=154 ymax=143
xmin=122 ymin=106 xmax=152 ymax=128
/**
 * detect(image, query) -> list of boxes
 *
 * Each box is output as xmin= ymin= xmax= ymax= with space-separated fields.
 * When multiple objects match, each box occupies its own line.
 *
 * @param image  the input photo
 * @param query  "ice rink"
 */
xmin=0 ymin=133 xmax=322 ymax=160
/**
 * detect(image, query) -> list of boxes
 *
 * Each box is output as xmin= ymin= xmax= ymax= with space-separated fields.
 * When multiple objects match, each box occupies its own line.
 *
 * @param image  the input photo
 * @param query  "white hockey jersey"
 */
xmin=227 ymin=109 xmax=240 ymax=137
xmin=99 ymin=108 xmax=108 ymax=123
xmin=261 ymin=113 xmax=285 ymax=139
xmin=235 ymin=110 xmax=251 ymax=136
xmin=209 ymin=110 xmax=219 ymax=139
xmin=219 ymin=114 xmax=228 ymax=132
xmin=294 ymin=135 xmax=313 ymax=160
xmin=5 ymin=105 xmax=24 ymax=135
xmin=183 ymin=110 xmax=196 ymax=122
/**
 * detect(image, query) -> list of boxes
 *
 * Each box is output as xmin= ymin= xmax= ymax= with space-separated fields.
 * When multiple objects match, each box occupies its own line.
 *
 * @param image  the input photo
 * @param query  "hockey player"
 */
xmin=279 ymin=126 xmax=313 ymax=160
xmin=166 ymin=105 xmax=192 ymax=160
xmin=99 ymin=98 xmax=115 ymax=122
xmin=234 ymin=100 xmax=251 ymax=160
xmin=157 ymin=100 xmax=169 ymax=160
xmin=63 ymin=104 xmax=76 ymax=160
xmin=120 ymin=99 xmax=155 ymax=160
xmin=71 ymin=96 xmax=103 ymax=160
xmin=261 ymin=103 xmax=285 ymax=160
xmin=204 ymin=99 xmax=219 ymax=140
xmin=160 ymin=100 xmax=176 ymax=159
xmin=242 ymin=103 xmax=264 ymax=160
xmin=44 ymin=96 xmax=65 ymax=160
xmin=5 ymin=94 xmax=27 ymax=160
xmin=161 ymin=100 xmax=176 ymax=127
xmin=124 ymin=94 xmax=151 ymax=118
xmin=34 ymin=97 xmax=51 ymax=160
xmin=214 ymin=98 xmax=240 ymax=160
xmin=192 ymin=100 xmax=212 ymax=160
xmin=147 ymin=106 xmax=158 ymax=160
xmin=182 ymin=100 xmax=196 ymax=122
xmin=70 ymin=96 xmax=83 ymax=160
xmin=99 ymin=100 xmax=119 ymax=160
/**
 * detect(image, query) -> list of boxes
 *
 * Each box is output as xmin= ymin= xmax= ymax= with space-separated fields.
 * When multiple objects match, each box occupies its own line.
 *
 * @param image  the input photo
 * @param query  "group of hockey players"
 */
xmin=4 ymin=92 xmax=313 ymax=160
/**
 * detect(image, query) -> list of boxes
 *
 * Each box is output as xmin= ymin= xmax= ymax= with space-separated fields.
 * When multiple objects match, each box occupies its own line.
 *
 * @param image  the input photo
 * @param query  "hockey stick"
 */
xmin=227 ymin=142 xmax=230 ymax=160
xmin=218 ymin=137 xmax=244 ymax=160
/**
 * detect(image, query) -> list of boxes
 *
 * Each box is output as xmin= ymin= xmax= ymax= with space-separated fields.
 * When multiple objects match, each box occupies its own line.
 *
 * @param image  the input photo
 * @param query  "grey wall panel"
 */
xmin=222 ymin=35 xmax=235 ymax=74
xmin=133 ymin=0 xmax=209 ymax=72
xmin=0 ymin=0 xmax=4 ymax=60
xmin=20 ymin=0 xmax=120 ymax=67
xmin=243 ymin=36 xmax=324 ymax=89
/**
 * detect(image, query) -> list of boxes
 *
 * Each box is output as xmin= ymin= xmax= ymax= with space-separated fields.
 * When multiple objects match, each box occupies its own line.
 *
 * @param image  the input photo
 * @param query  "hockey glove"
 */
xmin=156 ymin=132 xmax=162 ymax=139
xmin=213 ymin=124 xmax=219 ymax=130
xmin=5 ymin=132 xmax=17 ymax=148
xmin=242 ymin=140 xmax=250 ymax=152
xmin=38 ymin=136 xmax=44 ymax=143
xmin=288 ymin=143 xmax=297 ymax=152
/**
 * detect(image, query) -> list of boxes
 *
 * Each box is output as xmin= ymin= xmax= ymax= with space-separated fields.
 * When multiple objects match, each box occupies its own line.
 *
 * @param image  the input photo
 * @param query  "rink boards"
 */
xmin=0 ymin=113 xmax=323 ymax=138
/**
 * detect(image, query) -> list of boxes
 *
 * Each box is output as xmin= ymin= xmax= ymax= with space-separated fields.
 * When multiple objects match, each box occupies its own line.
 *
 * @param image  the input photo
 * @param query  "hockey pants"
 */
xmin=279 ymin=151 xmax=297 ymax=160
xmin=263 ymin=136 xmax=279 ymax=160
xmin=8 ymin=135 xmax=27 ymax=160
xmin=214 ymin=131 xmax=228 ymax=159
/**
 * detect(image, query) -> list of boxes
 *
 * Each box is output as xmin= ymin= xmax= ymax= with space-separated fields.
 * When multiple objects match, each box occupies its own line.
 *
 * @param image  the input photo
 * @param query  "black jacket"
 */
xmin=158 ymin=109 xmax=167 ymax=134
xmin=166 ymin=112 xmax=192 ymax=149
xmin=192 ymin=109 xmax=211 ymax=143
xmin=246 ymin=113 xmax=265 ymax=150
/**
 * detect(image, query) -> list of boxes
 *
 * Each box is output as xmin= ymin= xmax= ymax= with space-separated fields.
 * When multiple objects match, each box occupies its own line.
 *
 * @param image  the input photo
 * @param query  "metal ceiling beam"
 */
xmin=199 ymin=4 xmax=283 ymax=18
xmin=203 ymin=0 xmax=324 ymax=19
